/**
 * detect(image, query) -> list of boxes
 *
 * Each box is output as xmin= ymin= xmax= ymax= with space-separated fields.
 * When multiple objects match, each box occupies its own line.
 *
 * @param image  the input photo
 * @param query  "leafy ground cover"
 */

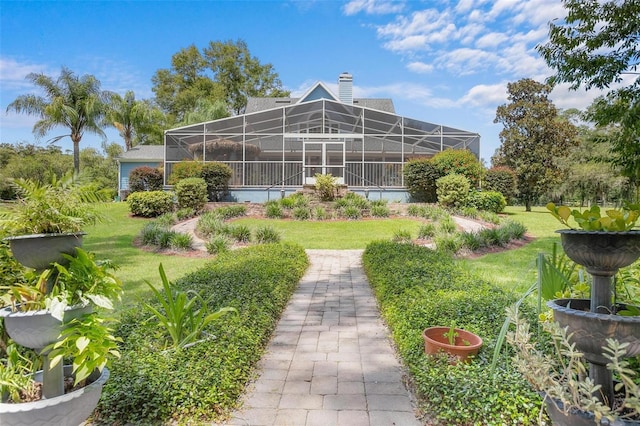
xmin=94 ymin=243 xmax=308 ymax=424
xmin=363 ymin=241 xmax=542 ymax=425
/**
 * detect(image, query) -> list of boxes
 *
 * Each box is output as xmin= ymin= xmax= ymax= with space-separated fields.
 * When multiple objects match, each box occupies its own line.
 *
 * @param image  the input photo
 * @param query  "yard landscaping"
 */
xmin=4 ymin=200 xmax=636 ymax=424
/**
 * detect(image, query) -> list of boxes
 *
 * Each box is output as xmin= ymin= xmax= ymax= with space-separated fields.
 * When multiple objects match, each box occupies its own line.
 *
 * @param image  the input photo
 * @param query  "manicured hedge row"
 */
xmin=362 ymin=241 xmax=540 ymax=425
xmin=95 ymin=243 xmax=309 ymax=424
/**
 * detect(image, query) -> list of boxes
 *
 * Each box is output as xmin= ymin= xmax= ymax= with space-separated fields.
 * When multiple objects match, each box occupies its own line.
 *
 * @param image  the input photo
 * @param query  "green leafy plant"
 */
xmin=507 ymin=308 xmax=640 ymax=423
xmin=314 ymin=173 xmax=338 ymax=201
xmin=144 ymin=263 xmax=237 ymax=349
xmin=205 ymin=235 xmax=231 ymax=254
xmin=547 ymin=202 xmax=640 ymax=231
xmin=0 ymin=174 xmax=107 ymax=235
xmin=174 ymin=177 xmax=208 ymax=213
xmin=254 ymin=226 xmax=281 ymax=244
xmin=44 ymin=313 xmax=122 ymax=386
xmin=0 ymin=343 xmax=37 ymax=403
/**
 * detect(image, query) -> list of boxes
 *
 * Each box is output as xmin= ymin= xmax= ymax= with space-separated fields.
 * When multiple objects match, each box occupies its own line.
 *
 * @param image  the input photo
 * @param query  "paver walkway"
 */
xmin=223 ymin=249 xmax=421 ymax=426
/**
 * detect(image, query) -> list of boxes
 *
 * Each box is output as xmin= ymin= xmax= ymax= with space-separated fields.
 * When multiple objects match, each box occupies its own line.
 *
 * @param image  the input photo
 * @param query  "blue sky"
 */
xmin=0 ymin=0 xmax=613 ymax=163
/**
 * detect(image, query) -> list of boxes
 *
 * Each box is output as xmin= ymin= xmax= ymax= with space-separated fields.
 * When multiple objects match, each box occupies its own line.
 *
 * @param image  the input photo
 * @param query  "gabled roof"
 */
xmin=117 ymin=145 xmax=164 ymax=161
xmin=245 ymin=81 xmax=396 ymax=114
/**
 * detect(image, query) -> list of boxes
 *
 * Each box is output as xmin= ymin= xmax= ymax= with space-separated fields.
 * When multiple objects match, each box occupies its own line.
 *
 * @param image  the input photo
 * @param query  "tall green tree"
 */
xmin=537 ymin=0 xmax=640 ymax=200
xmin=493 ymin=78 xmax=578 ymax=211
xmin=6 ymin=67 xmax=109 ymax=173
xmin=152 ymin=39 xmax=289 ymax=120
xmin=180 ymin=98 xmax=230 ymax=126
xmin=203 ymin=39 xmax=289 ymax=114
xmin=106 ymin=91 xmax=167 ymax=150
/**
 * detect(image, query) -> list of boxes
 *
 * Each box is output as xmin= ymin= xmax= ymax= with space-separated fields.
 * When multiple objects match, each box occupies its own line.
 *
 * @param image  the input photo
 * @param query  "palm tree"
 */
xmin=106 ymin=91 xmax=166 ymax=151
xmin=6 ymin=67 xmax=109 ymax=173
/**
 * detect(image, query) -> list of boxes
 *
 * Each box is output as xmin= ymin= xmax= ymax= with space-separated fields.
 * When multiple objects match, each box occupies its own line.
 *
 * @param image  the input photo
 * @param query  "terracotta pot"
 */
xmin=422 ymin=327 xmax=482 ymax=363
xmin=0 ymin=366 xmax=109 ymax=426
xmin=5 ymin=233 xmax=85 ymax=271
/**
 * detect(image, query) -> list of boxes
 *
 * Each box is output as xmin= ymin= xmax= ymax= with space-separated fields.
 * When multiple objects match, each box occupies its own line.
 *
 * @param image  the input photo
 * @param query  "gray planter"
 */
xmin=548 ymin=299 xmax=640 ymax=365
xmin=0 ymin=366 xmax=109 ymax=426
xmin=544 ymin=393 xmax=639 ymax=425
xmin=0 ymin=305 xmax=92 ymax=350
xmin=5 ymin=232 xmax=85 ymax=271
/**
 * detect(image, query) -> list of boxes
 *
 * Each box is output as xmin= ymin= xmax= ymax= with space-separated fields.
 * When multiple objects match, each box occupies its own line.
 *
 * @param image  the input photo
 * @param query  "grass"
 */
xmin=458 ymin=205 xmax=562 ymax=293
xmin=229 ymin=217 xmax=426 ymax=249
xmin=81 ymin=202 xmax=210 ymax=306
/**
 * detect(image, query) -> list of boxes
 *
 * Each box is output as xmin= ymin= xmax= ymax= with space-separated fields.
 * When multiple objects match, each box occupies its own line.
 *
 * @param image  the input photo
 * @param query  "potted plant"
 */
xmin=422 ymin=324 xmax=483 ymax=363
xmin=0 ymin=175 xmax=107 ymax=271
xmin=0 ymin=248 xmax=122 ymax=426
xmin=507 ymin=307 xmax=639 ymax=425
xmin=544 ymin=203 xmax=640 ymax=415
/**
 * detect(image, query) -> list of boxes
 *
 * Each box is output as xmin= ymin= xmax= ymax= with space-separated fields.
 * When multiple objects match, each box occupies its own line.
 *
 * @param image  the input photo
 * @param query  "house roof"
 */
xmin=117 ymin=145 xmax=164 ymax=162
xmin=245 ymin=81 xmax=395 ymax=114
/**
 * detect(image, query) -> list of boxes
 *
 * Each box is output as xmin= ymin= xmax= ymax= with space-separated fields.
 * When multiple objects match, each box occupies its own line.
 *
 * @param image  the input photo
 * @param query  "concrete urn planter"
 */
xmin=0 ymin=366 xmax=109 ymax=426
xmin=5 ymin=232 xmax=85 ymax=271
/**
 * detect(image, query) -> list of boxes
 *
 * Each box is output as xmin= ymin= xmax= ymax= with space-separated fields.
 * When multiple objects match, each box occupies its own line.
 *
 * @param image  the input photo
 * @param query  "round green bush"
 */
xmin=430 ymin=149 xmax=483 ymax=187
xmin=484 ymin=167 xmax=516 ymax=204
xmin=167 ymin=161 xmax=203 ymax=185
xmin=128 ymin=166 xmax=163 ymax=193
xmin=174 ymin=177 xmax=208 ymax=213
xmin=403 ymin=159 xmax=441 ymax=202
xmin=201 ymin=162 xmax=232 ymax=201
xmin=467 ymin=190 xmax=507 ymax=213
xmin=127 ymin=190 xmax=174 ymax=217
xmin=436 ymin=173 xmax=470 ymax=208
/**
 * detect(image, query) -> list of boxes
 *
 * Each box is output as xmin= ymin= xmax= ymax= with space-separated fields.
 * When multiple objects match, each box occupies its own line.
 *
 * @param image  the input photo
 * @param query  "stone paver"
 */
xmin=223 ymin=250 xmax=421 ymax=426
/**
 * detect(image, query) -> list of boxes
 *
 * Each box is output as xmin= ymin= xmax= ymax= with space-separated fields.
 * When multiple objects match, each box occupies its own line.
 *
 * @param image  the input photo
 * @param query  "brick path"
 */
xmin=223 ymin=250 xmax=421 ymax=426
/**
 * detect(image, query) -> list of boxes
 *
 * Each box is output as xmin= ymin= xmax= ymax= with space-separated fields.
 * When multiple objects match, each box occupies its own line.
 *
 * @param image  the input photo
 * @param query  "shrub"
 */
xmin=196 ymin=211 xmax=226 ymax=238
xmin=176 ymin=208 xmax=195 ymax=221
xmin=342 ymin=206 xmax=362 ymax=220
xmin=201 ymin=162 xmax=232 ymax=201
xmin=128 ymin=166 xmax=163 ymax=193
xmin=228 ymin=225 xmax=251 ymax=243
xmin=280 ymin=196 xmax=296 ymax=209
xmin=370 ymin=199 xmax=388 ymax=207
xmin=291 ymin=193 xmax=310 ymax=208
xmin=343 ymin=192 xmax=369 ymax=209
xmin=467 ymin=190 xmax=507 ymax=213
xmin=205 ymin=235 xmax=231 ymax=254
xmin=174 ymin=177 xmax=208 ymax=213
xmin=478 ymin=211 xmax=501 ymax=225
xmin=484 ymin=166 xmax=516 ymax=204
xmin=155 ymin=212 xmax=176 ymax=228
xmin=430 ymin=149 xmax=483 ymax=187
xmin=403 ymin=158 xmax=441 ymax=202
xmin=167 ymin=161 xmax=203 ymax=185
xmin=98 ymin=244 xmax=309 ymax=424
xmin=169 ymin=233 xmax=193 ymax=250
xmin=362 ymin=242 xmax=539 ymax=425
xmin=438 ymin=216 xmax=458 ymax=234
xmin=436 ymin=173 xmax=470 ymax=208
xmin=314 ymin=173 xmax=338 ymax=201
xmin=313 ymin=206 xmax=328 ymax=220
xmin=501 ymin=220 xmax=527 ymax=240
xmin=265 ymin=202 xmax=284 ymax=219
xmin=418 ymin=223 xmax=436 ymax=239
xmin=254 ymin=226 xmax=281 ymax=244
xmin=127 ymin=191 xmax=174 ymax=217
xmin=460 ymin=231 xmax=482 ymax=251
xmin=292 ymin=206 xmax=311 ymax=221
xmin=210 ymin=205 xmax=246 ymax=220
xmin=392 ymin=229 xmax=412 ymax=243
xmin=434 ymin=233 xmax=463 ymax=253
xmin=371 ymin=204 xmax=390 ymax=217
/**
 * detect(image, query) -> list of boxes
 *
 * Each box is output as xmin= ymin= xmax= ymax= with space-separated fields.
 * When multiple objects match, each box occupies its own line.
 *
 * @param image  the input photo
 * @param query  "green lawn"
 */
xmin=459 ymin=205 xmax=562 ymax=293
xmin=81 ymin=202 xmax=210 ymax=305
xmin=231 ymin=217 xmax=426 ymax=249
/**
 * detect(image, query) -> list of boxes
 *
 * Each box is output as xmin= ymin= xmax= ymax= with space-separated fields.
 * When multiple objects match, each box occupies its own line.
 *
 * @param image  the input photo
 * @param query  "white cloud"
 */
xmin=475 ymin=32 xmax=508 ymax=48
xmin=343 ymin=0 xmax=405 ymax=16
xmin=0 ymin=57 xmax=51 ymax=92
xmin=377 ymin=9 xmax=457 ymax=52
xmin=407 ymin=61 xmax=434 ymax=73
xmin=460 ymin=82 xmax=509 ymax=108
xmin=436 ymin=48 xmax=500 ymax=76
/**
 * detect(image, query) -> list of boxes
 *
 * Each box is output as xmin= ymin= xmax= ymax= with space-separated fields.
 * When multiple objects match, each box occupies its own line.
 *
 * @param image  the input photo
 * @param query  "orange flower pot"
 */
xmin=422 ymin=327 xmax=483 ymax=363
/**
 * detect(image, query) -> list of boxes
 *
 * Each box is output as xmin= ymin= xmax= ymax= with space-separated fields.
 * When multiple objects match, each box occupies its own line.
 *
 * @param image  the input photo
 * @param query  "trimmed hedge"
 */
xmin=403 ymin=158 xmax=441 ymax=202
xmin=467 ymin=190 xmax=507 ymax=213
xmin=127 ymin=190 xmax=174 ymax=217
xmin=96 ymin=243 xmax=309 ymax=424
xmin=362 ymin=241 xmax=541 ymax=425
xmin=201 ymin=162 xmax=232 ymax=201
xmin=436 ymin=173 xmax=470 ymax=208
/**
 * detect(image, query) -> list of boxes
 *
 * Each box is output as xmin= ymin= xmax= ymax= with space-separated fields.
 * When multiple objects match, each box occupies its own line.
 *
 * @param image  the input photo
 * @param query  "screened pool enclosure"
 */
xmin=164 ymin=79 xmax=479 ymax=200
